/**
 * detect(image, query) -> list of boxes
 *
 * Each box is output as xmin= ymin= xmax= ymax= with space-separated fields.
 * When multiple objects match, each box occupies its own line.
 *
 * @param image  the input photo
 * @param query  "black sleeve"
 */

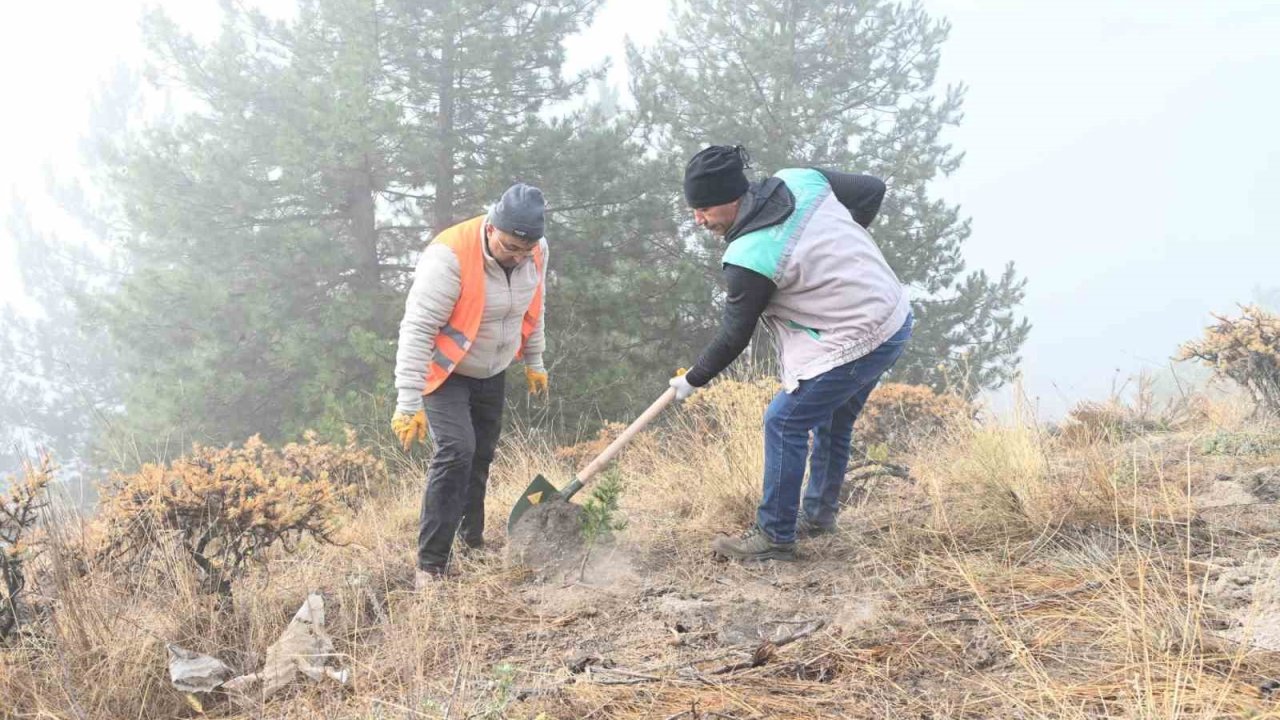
xmin=685 ymin=264 xmax=776 ymax=387
xmin=815 ymin=168 xmax=886 ymax=228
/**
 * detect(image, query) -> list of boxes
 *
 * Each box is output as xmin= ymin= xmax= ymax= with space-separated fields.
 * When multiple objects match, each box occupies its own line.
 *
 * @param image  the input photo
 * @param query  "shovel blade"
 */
xmin=507 ymin=473 xmax=561 ymax=534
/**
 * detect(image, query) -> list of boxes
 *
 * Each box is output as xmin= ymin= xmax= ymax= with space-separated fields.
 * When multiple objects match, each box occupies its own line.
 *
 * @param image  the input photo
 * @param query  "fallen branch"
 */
xmin=463 ymin=609 xmax=591 ymax=628
xmin=588 ymin=667 xmax=664 ymax=683
xmin=847 ymin=460 xmax=912 ymax=481
xmin=705 ymin=620 xmax=826 ymax=675
xmin=584 ymin=620 xmax=830 ymax=687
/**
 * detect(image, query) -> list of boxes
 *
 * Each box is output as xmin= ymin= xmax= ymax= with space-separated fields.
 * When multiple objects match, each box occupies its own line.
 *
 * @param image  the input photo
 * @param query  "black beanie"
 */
xmin=683 ymin=145 xmax=750 ymax=208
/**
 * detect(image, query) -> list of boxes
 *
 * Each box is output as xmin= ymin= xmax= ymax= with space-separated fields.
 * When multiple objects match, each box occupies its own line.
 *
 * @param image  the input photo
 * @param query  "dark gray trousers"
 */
xmin=418 ymin=371 xmax=506 ymax=571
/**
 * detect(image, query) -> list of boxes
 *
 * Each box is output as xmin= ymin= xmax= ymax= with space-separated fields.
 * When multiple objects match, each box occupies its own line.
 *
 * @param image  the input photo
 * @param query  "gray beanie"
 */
xmin=491 ymin=183 xmax=545 ymax=241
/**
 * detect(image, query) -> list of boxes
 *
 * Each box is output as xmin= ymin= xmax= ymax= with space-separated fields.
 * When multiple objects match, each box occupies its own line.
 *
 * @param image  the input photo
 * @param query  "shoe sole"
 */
xmin=711 ymin=541 xmax=797 ymax=562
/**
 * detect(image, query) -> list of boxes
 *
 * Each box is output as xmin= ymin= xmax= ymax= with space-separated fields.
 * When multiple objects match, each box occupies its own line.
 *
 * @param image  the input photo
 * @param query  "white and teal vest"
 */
xmin=724 ymin=168 xmax=910 ymax=392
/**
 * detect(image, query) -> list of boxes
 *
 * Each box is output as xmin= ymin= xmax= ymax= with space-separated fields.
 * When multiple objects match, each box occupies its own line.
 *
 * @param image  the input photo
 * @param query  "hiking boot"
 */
xmin=414 ymin=566 xmax=446 ymax=590
xmin=711 ymin=525 xmax=796 ymax=562
xmin=795 ymin=513 xmax=837 ymax=539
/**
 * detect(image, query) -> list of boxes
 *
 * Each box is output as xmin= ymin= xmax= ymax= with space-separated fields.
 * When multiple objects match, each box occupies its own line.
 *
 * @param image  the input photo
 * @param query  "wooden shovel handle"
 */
xmin=567 ymin=387 xmax=676 ymax=495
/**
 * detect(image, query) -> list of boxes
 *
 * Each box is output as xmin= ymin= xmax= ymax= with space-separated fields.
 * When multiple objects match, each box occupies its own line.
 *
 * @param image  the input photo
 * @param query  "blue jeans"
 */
xmin=757 ymin=313 xmax=912 ymax=543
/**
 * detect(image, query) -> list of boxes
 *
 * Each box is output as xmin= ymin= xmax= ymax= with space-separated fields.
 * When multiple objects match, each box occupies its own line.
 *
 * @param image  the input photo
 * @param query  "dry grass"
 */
xmin=6 ymin=379 xmax=1280 ymax=718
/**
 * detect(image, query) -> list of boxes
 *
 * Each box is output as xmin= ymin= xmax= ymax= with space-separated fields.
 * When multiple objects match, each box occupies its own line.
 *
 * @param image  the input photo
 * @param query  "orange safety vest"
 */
xmin=422 ymin=215 xmax=545 ymax=395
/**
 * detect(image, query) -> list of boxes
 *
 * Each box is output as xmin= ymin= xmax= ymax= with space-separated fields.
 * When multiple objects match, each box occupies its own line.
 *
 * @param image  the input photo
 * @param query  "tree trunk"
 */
xmin=346 ymin=160 xmax=384 ymax=334
xmin=433 ymin=21 xmax=456 ymax=235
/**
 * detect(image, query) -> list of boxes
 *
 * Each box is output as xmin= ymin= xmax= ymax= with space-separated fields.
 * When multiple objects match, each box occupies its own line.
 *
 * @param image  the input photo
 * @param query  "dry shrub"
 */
xmin=1178 ymin=304 xmax=1280 ymax=415
xmin=920 ymin=421 xmax=1053 ymax=538
xmin=854 ymin=382 xmax=969 ymax=452
xmin=1 ymin=455 xmax=52 ymax=641
xmin=554 ymin=422 xmax=628 ymax=470
xmin=917 ymin=397 xmax=1205 ymax=552
xmin=915 ymin=415 xmax=1153 ymax=544
xmin=280 ymin=429 xmax=390 ymax=505
xmin=1061 ymin=399 xmax=1166 ymax=445
xmin=1059 ymin=373 xmax=1222 ymax=446
xmin=683 ymin=376 xmax=778 ymax=436
xmin=2 ymin=510 xmax=349 ymax=719
xmin=96 ymin=435 xmax=359 ymax=594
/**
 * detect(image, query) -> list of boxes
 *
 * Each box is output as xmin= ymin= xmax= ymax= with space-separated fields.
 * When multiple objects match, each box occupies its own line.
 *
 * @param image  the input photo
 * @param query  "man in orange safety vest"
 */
xmin=392 ymin=183 xmax=549 ymax=588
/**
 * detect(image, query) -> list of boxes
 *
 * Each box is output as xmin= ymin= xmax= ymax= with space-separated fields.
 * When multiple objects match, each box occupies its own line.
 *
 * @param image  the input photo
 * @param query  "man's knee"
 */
xmin=472 ymin=431 xmax=500 ymax=467
xmin=432 ymin=431 xmax=476 ymax=466
xmin=764 ymin=402 xmax=805 ymax=439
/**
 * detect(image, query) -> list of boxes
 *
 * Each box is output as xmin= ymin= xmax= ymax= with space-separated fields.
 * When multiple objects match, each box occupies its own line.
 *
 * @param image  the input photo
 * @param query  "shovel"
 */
xmin=507 ymin=387 xmax=677 ymax=535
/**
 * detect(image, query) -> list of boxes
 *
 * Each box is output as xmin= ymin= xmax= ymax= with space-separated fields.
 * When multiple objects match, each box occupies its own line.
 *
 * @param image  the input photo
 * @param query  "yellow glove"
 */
xmin=525 ymin=366 xmax=549 ymax=398
xmin=391 ymin=409 xmax=428 ymax=451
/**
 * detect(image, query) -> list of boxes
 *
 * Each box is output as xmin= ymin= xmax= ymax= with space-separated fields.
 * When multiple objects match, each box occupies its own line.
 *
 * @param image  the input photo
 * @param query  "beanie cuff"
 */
xmin=685 ymin=174 xmax=748 ymax=208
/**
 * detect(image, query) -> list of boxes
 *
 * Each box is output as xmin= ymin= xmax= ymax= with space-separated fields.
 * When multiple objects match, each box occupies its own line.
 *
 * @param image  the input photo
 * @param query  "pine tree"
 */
xmin=515 ymin=105 xmax=719 ymax=425
xmin=0 ymin=202 xmax=118 ymax=490
xmin=10 ymin=0 xmax=1032 ymax=467
xmin=627 ymin=0 xmax=1029 ymax=392
xmin=91 ymin=0 xmax=603 ymax=446
xmin=0 ymin=68 xmax=135 ymax=481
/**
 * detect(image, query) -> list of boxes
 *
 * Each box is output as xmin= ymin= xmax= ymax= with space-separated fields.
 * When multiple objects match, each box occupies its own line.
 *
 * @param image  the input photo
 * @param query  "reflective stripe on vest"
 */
xmin=422 ymin=215 xmax=545 ymax=394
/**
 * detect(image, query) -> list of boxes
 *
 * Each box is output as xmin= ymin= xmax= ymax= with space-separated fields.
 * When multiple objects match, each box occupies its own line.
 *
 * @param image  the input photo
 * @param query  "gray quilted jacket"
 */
xmin=394 ymin=226 xmax=547 ymax=414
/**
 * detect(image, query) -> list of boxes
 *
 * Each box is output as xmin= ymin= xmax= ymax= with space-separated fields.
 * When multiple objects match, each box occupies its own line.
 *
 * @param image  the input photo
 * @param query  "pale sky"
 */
xmin=2 ymin=0 xmax=1277 ymax=417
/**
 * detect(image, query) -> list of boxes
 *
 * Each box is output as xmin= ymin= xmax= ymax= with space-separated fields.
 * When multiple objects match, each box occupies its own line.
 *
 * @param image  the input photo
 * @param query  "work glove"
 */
xmin=525 ymin=366 xmax=549 ymax=398
xmin=669 ymin=367 xmax=697 ymax=401
xmin=391 ymin=409 xmax=428 ymax=451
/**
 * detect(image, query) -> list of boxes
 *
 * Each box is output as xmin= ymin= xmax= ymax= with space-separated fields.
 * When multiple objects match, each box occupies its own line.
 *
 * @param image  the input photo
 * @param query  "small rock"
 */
xmin=1244 ymin=467 xmax=1280 ymax=501
xmin=564 ymin=651 xmax=612 ymax=674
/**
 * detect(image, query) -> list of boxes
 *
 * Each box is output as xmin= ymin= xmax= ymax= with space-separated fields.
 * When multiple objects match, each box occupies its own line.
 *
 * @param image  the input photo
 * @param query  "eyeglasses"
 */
xmin=494 ymin=232 xmax=538 ymax=255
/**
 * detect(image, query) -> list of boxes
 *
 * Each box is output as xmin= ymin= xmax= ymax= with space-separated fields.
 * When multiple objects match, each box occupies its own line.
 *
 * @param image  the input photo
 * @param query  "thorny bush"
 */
xmin=683 ymin=377 xmax=779 ymax=438
xmin=281 ymin=429 xmax=389 ymax=506
xmin=1 ymin=454 xmax=51 ymax=641
xmin=95 ymin=434 xmax=376 ymax=594
xmin=1178 ymin=305 xmax=1280 ymax=415
xmin=554 ymin=422 xmax=628 ymax=470
xmin=854 ymin=383 xmax=970 ymax=453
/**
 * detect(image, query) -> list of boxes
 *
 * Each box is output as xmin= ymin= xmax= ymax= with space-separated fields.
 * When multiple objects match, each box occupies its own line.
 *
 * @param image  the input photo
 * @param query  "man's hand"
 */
xmin=669 ymin=368 xmax=697 ymax=401
xmin=525 ymin=366 xmax=549 ymax=398
xmin=391 ymin=409 xmax=428 ymax=451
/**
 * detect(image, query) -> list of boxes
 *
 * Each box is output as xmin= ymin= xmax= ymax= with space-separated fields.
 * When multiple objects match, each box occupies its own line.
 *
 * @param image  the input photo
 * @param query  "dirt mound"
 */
xmin=1195 ymin=468 xmax=1280 ymax=534
xmin=1242 ymin=467 xmax=1280 ymax=502
xmin=506 ymin=500 xmax=635 ymax=586
xmin=1197 ymin=477 xmax=1259 ymax=509
xmin=507 ymin=500 xmax=587 ymax=576
xmin=655 ymin=594 xmax=820 ymax=645
xmin=1205 ymin=550 xmax=1280 ymax=651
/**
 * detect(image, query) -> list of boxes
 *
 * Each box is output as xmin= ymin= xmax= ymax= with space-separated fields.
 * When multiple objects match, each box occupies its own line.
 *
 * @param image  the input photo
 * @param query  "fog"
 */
xmin=2 ymin=0 xmax=1277 ymax=472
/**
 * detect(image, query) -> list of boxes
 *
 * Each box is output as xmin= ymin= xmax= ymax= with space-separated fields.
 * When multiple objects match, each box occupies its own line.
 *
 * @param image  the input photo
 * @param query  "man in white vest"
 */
xmin=669 ymin=145 xmax=913 ymax=562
